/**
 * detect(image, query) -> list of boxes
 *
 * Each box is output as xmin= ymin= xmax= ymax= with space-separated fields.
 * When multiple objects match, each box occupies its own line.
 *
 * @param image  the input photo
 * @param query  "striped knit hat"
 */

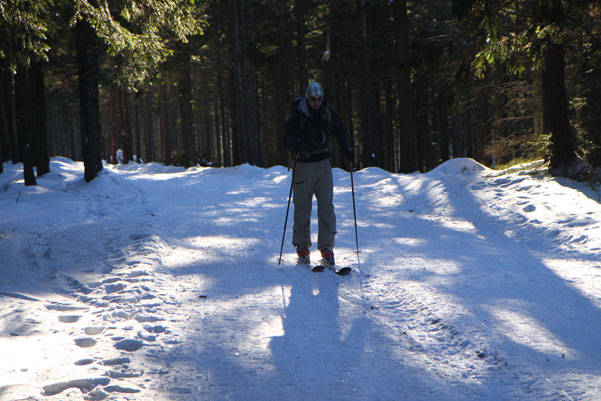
xmin=305 ymin=81 xmax=324 ymax=98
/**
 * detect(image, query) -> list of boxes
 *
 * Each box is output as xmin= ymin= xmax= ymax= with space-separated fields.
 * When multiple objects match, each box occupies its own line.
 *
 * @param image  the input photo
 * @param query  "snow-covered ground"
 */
xmin=1 ymin=156 xmax=601 ymax=401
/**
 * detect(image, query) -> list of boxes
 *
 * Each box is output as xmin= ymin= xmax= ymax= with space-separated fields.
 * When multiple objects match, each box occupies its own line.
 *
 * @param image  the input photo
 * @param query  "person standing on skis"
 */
xmin=282 ymin=81 xmax=354 ymax=265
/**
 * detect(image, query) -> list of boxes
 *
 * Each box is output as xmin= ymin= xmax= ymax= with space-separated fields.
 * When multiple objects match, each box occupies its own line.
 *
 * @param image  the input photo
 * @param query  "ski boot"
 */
xmin=320 ymin=248 xmax=335 ymax=266
xmin=296 ymin=246 xmax=311 ymax=264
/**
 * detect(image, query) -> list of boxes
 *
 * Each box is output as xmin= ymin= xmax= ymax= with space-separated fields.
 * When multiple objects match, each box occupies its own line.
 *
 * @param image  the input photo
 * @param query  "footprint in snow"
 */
xmin=74 ymin=358 xmax=96 ymax=366
xmin=46 ymin=302 xmax=88 ymax=312
xmin=99 ymin=357 xmax=131 ymax=366
xmin=42 ymin=378 xmax=141 ymax=397
xmin=144 ymin=324 xmax=168 ymax=334
xmin=84 ymin=326 xmax=105 ymax=335
xmin=43 ymin=378 xmax=110 ymax=396
xmin=59 ymin=315 xmax=81 ymax=323
xmin=75 ymin=337 xmax=97 ymax=348
xmin=104 ymin=282 xmax=127 ymax=294
xmin=114 ymin=338 xmax=144 ymax=352
xmin=104 ymin=368 xmax=144 ymax=378
xmin=522 ymin=204 xmax=536 ymax=212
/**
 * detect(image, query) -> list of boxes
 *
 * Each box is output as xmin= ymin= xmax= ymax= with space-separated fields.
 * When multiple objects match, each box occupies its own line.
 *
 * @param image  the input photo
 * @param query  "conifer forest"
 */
xmin=1 ymin=1 xmax=601 ymax=183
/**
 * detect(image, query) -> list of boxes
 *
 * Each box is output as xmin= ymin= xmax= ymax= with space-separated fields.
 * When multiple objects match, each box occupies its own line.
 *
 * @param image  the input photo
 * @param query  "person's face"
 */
xmin=308 ymin=96 xmax=323 ymax=110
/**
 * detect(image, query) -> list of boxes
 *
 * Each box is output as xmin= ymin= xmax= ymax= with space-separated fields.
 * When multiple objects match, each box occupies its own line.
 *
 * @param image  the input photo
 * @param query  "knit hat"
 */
xmin=305 ymin=81 xmax=324 ymax=98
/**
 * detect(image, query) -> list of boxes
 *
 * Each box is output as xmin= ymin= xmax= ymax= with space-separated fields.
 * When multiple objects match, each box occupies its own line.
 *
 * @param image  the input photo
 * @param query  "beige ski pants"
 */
xmin=292 ymin=158 xmax=336 ymax=250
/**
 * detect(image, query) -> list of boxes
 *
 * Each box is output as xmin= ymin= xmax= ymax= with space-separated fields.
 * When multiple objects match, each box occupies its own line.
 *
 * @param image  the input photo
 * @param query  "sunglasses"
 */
xmin=309 ymin=97 xmax=323 ymax=102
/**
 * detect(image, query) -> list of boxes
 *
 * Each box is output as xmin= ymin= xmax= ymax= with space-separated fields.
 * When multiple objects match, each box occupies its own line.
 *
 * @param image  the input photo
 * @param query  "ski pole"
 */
xmin=278 ymin=157 xmax=297 ymax=265
xmin=350 ymin=164 xmax=360 ymax=266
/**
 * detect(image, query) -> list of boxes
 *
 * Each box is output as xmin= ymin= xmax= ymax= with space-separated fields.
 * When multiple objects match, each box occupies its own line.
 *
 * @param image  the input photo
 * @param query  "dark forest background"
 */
xmin=1 ymin=0 xmax=601 ymax=184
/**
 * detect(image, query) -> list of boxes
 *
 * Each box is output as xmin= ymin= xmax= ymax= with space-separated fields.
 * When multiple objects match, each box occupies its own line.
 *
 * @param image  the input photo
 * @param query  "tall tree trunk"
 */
xmin=359 ymin=0 xmax=377 ymax=168
xmin=144 ymin=87 xmax=155 ymax=162
xmin=108 ymin=86 xmax=117 ymax=163
xmin=14 ymin=64 xmax=36 ymax=186
xmin=395 ymin=0 xmax=417 ymax=172
xmin=542 ymin=42 xmax=575 ymax=169
xmin=179 ymin=63 xmax=195 ymax=167
xmin=474 ymin=83 xmax=491 ymax=165
xmin=252 ymin=70 xmax=263 ymax=167
xmin=249 ymin=10 xmax=263 ymax=167
xmin=233 ymin=0 xmax=250 ymax=164
xmin=295 ymin=0 xmax=308 ymax=92
xmin=76 ymin=19 xmax=103 ymax=182
xmin=133 ymin=97 xmax=142 ymax=162
xmin=217 ymin=54 xmax=229 ymax=166
xmin=160 ymin=85 xmax=172 ymax=165
xmin=70 ymin=109 xmax=79 ymax=160
xmin=0 ymin=81 xmax=10 ymax=169
xmin=1 ymin=59 xmax=19 ymax=164
xmin=0 ymin=60 xmax=15 ymax=165
xmin=0 ymin=90 xmax=7 ymax=171
xmin=31 ymin=61 xmax=50 ymax=176
xmin=117 ymin=87 xmax=131 ymax=163
xmin=581 ymin=38 xmax=601 ymax=166
xmin=436 ymin=99 xmax=450 ymax=164
xmin=384 ymin=84 xmax=394 ymax=172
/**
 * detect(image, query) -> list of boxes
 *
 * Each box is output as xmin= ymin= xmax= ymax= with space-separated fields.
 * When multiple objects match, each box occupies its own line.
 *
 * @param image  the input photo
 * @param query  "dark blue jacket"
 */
xmin=283 ymin=98 xmax=351 ymax=163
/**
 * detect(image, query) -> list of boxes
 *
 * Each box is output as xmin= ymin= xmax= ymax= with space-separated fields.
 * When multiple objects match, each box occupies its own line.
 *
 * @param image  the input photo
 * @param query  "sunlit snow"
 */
xmin=1 ymin=157 xmax=601 ymax=400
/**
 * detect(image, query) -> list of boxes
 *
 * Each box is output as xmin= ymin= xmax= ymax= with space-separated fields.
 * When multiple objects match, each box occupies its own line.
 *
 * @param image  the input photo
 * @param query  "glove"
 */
xmin=285 ymin=137 xmax=302 ymax=152
xmin=344 ymin=147 xmax=354 ymax=166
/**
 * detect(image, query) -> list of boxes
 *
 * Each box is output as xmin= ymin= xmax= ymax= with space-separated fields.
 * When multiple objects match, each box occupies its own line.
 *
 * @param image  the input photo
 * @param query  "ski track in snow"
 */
xmin=1 ymin=157 xmax=601 ymax=400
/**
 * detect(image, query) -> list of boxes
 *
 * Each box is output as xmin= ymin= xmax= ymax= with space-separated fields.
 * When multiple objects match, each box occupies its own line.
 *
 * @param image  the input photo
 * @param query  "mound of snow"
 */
xmin=430 ymin=158 xmax=489 ymax=175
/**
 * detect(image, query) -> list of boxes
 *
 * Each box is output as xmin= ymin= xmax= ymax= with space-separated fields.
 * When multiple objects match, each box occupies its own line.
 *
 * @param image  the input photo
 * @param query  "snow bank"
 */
xmin=430 ymin=157 xmax=489 ymax=175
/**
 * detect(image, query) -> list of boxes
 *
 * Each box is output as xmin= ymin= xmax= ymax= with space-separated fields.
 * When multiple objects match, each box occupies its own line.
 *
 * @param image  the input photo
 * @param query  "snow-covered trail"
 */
xmin=352 ymin=164 xmax=601 ymax=400
xmin=1 ymin=158 xmax=601 ymax=400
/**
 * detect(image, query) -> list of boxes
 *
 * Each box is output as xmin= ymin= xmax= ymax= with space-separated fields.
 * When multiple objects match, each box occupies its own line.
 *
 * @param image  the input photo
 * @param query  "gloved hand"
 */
xmin=285 ymin=137 xmax=302 ymax=152
xmin=344 ymin=147 xmax=354 ymax=166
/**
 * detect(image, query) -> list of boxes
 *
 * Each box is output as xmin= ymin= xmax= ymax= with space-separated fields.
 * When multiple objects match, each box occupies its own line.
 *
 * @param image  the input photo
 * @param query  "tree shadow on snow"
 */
xmin=351 ymin=169 xmax=601 ymax=399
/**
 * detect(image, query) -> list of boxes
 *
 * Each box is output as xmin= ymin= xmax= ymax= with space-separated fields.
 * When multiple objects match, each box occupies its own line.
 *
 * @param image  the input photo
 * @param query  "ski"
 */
xmin=297 ymin=260 xmax=325 ymax=272
xmin=320 ymin=260 xmax=352 ymax=275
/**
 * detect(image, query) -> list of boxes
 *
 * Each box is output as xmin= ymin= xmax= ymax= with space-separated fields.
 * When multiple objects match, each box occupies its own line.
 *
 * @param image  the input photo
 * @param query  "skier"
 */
xmin=282 ymin=81 xmax=354 ymax=266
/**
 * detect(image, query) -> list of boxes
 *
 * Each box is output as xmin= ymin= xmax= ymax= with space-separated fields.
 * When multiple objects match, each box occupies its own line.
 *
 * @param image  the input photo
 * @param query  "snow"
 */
xmin=1 ymin=156 xmax=601 ymax=400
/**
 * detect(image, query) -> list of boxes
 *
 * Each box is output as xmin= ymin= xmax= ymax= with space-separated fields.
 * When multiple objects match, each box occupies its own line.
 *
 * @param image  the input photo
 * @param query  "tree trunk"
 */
xmin=133 ymin=96 xmax=142 ymax=162
xmin=144 ymin=87 xmax=155 ymax=162
xmin=474 ymin=84 xmax=491 ymax=165
xmin=108 ymin=86 xmax=117 ymax=163
xmin=160 ymin=85 xmax=172 ymax=165
xmin=0 ymin=82 xmax=10 ymax=168
xmin=384 ymin=84 xmax=394 ymax=172
xmin=581 ymin=38 xmax=601 ymax=166
xmin=295 ymin=0 xmax=308 ymax=92
xmin=249 ymin=11 xmax=263 ymax=167
xmin=359 ymin=0 xmax=377 ymax=168
xmin=117 ymin=87 xmax=132 ymax=163
xmin=31 ymin=61 xmax=50 ymax=176
xmin=76 ymin=18 xmax=103 ymax=182
xmin=233 ymin=0 xmax=250 ymax=164
xmin=179 ymin=63 xmax=195 ymax=167
xmin=542 ymin=42 xmax=575 ymax=168
xmin=0 ymin=59 xmax=17 ymax=165
xmin=14 ymin=64 xmax=36 ymax=186
xmin=395 ymin=0 xmax=418 ymax=173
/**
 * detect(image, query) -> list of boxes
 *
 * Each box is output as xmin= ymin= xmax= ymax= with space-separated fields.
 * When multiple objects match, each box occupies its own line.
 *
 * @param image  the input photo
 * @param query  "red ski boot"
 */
xmin=296 ymin=246 xmax=310 ymax=264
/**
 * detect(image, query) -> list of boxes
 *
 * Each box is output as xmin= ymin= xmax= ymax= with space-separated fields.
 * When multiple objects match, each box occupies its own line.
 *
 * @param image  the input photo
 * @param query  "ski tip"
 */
xmin=336 ymin=267 xmax=352 ymax=275
xmin=297 ymin=261 xmax=324 ymax=272
xmin=321 ymin=261 xmax=352 ymax=275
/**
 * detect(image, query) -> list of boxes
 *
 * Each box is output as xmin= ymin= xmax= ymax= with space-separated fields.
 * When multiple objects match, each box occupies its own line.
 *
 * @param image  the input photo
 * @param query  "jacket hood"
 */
xmin=297 ymin=97 xmax=327 ymax=118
